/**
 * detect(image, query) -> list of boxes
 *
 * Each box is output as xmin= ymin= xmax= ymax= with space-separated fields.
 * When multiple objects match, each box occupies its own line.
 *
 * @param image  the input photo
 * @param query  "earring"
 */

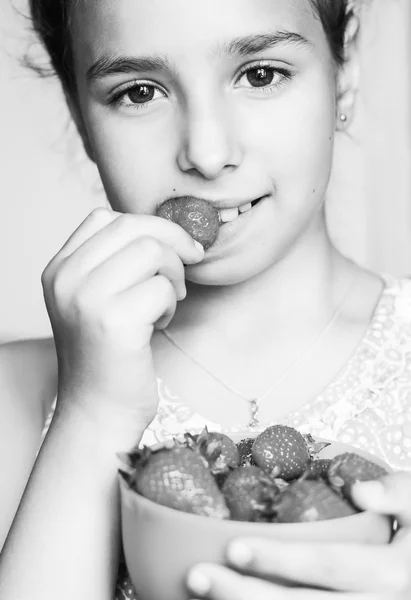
xmin=339 ymin=113 xmax=348 ymax=123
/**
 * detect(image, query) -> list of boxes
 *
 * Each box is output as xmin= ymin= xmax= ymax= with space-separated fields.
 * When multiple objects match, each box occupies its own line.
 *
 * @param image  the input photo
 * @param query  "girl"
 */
xmin=0 ymin=0 xmax=410 ymax=599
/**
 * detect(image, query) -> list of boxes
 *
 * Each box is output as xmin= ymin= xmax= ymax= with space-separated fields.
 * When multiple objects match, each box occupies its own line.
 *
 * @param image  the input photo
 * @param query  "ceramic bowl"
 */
xmin=119 ymin=435 xmax=392 ymax=600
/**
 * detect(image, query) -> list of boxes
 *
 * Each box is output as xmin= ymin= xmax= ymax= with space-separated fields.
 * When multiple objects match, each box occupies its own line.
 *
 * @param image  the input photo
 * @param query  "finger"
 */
xmin=72 ymin=274 xmax=177 ymax=340
xmin=42 ymin=208 xmax=117 ymax=284
xmin=65 ymin=213 xmax=204 ymax=271
xmin=58 ymin=207 xmax=117 ymax=256
xmin=86 ymin=237 xmax=186 ymax=300
xmin=351 ymin=472 xmax=411 ymax=527
xmin=118 ymin=274 xmax=178 ymax=331
xmin=186 ymin=563 xmax=374 ymax=600
xmin=225 ymin=538 xmax=408 ymax=594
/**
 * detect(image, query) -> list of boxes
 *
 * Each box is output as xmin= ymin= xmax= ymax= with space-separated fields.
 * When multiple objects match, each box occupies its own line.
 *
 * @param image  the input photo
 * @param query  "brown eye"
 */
xmin=246 ymin=67 xmax=275 ymax=88
xmin=127 ymin=85 xmax=156 ymax=104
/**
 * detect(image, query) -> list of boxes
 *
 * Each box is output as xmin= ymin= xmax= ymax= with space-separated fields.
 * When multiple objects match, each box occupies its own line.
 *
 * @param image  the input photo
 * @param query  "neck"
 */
xmin=172 ymin=218 xmax=355 ymax=343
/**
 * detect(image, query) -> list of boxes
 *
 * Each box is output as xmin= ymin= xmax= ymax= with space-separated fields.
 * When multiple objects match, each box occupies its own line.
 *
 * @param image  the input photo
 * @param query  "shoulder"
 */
xmin=0 ymin=337 xmax=57 ymax=431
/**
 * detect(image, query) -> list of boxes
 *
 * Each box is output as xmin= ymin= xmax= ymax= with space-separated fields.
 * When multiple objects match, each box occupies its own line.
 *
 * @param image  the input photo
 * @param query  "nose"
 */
xmin=176 ymin=97 xmax=242 ymax=180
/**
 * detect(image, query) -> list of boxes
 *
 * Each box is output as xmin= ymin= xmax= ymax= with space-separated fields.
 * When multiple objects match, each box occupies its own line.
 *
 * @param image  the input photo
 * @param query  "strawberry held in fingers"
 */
xmin=156 ymin=197 xmax=220 ymax=249
xmin=222 ymin=465 xmax=280 ymax=522
xmin=128 ymin=441 xmax=230 ymax=519
xmin=275 ymin=479 xmax=357 ymax=523
xmin=252 ymin=425 xmax=317 ymax=481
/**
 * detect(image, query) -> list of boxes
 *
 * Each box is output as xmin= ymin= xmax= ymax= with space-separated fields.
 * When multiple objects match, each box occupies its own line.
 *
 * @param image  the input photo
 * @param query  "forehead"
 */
xmin=71 ymin=0 xmax=326 ymax=70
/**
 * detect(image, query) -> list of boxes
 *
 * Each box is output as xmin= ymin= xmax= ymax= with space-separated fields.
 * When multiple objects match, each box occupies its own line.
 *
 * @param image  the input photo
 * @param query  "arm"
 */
xmin=0 ymin=208 xmax=204 ymax=600
xmin=0 ymin=400 xmax=145 ymax=600
xmin=0 ymin=339 xmax=57 ymax=550
xmin=1 ymin=338 xmax=58 ymax=423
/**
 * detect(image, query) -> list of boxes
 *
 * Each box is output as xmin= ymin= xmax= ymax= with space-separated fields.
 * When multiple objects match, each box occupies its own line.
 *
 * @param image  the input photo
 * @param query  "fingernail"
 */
xmin=186 ymin=567 xmax=211 ymax=596
xmin=193 ymin=241 xmax=205 ymax=254
xmin=227 ymin=541 xmax=254 ymax=568
xmin=178 ymin=285 xmax=187 ymax=300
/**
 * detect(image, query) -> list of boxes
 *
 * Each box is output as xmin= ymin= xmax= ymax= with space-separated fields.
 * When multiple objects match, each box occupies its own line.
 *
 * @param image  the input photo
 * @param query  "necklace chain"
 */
xmin=161 ymin=274 xmax=357 ymax=428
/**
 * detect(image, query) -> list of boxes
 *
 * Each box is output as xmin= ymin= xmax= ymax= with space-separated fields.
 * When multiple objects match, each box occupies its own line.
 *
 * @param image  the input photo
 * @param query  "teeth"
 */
xmin=218 ymin=200 xmax=255 ymax=222
xmin=239 ymin=202 xmax=252 ymax=213
xmin=219 ymin=207 xmax=239 ymax=222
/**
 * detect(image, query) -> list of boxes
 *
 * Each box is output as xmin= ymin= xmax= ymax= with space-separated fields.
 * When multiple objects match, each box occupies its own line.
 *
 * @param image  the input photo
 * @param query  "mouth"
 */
xmin=218 ymin=197 xmax=264 ymax=223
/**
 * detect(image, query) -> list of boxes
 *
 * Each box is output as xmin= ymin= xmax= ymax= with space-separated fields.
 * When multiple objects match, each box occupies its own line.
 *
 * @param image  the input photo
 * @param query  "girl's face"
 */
xmin=71 ymin=0 xmax=339 ymax=285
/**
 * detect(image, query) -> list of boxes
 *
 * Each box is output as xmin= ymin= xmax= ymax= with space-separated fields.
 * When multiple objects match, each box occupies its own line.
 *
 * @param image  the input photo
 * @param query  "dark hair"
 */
xmin=309 ymin=0 xmax=354 ymax=65
xmin=28 ymin=0 xmax=354 ymax=98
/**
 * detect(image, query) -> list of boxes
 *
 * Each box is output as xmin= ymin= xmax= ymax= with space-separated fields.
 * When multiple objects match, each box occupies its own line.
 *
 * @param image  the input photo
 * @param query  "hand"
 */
xmin=186 ymin=471 xmax=411 ymax=599
xmin=42 ymin=207 xmax=204 ymax=433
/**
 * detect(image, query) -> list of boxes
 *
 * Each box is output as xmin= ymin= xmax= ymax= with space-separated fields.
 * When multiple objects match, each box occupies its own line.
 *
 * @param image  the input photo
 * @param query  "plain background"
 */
xmin=1 ymin=0 xmax=411 ymax=341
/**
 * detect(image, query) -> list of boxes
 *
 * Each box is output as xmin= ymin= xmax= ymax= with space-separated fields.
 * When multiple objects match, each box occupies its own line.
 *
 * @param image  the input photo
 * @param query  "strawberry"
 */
xmin=237 ymin=437 xmax=256 ymax=466
xmin=328 ymin=452 xmax=388 ymax=502
xmin=185 ymin=428 xmax=240 ymax=477
xmin=302 ymin=433 xmax=331 ymax=457
xmin=252 ymin=425 xmax=315 ymax=481
xmin=275 ymin=479 xmax=357 ymax=523
xmin=303 ymin=459 xmax=331 ymax=481
xmin=156 ymin=196 xmax=220 ymax=249
xmin=127 ymin=441 xmax=230 ymax=519
xmin=222 ymin=465 xmax=280 ymax=522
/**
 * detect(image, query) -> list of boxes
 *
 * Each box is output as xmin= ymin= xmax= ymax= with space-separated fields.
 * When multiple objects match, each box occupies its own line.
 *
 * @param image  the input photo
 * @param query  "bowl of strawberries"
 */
xmin=118 ymin=425 xmax=393 ymax=600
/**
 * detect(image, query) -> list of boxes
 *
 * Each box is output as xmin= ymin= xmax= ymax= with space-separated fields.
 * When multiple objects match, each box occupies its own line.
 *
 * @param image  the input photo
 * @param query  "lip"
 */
xmin=206 ymin=195 xmax=269 ymax=251
xmin=163 ymin=194 xmax=268 ymax=211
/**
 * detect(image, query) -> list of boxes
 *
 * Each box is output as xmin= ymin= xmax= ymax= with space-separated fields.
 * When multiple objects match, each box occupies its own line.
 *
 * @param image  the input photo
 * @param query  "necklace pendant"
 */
xmin=248 ymin=398 xmax=260 ymax=428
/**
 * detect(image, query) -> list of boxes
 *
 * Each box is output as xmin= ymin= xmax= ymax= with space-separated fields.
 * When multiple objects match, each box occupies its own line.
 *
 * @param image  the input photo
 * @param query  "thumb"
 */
xmin=351 ymin=471 xmax=411 ymax=527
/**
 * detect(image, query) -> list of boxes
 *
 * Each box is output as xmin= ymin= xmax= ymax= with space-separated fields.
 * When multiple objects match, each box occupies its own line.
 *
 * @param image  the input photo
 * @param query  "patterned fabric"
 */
xmin=116 ymin=562 xmax=139 ymax=600
xmin=41 ymin=275 xmax=411 ymax=600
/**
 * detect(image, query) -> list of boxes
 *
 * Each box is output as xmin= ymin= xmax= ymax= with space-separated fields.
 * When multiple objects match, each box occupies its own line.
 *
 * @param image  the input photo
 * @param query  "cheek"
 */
xmin=85 ymin=109 xmax=177 ymax=212
xmin=241 ymin=69 xmax=336 ymax=193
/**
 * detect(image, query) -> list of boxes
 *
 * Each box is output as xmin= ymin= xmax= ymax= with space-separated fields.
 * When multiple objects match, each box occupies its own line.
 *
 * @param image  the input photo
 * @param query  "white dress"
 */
xmin=40 ymin=274 xmax=411 ymax=599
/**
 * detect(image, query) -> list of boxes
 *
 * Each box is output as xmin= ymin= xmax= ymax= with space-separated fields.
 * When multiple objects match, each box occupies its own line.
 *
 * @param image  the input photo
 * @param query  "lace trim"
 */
xmin=142 ymin=276 xmax=411 ymax=471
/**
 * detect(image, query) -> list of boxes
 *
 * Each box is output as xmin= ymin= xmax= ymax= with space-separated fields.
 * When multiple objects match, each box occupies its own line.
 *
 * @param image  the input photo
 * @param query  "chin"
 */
xmin=185 ymin=255 xmax=267 ymax=287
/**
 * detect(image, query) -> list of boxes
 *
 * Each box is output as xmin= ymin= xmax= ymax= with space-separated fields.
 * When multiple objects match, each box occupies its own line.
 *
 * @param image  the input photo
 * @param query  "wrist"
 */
xmin=53 ymin=396 xmax=149 ymax=454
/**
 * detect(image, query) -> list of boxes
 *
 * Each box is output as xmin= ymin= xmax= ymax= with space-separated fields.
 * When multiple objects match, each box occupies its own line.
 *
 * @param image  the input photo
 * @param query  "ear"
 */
xmin=64 ymin=90 xmax=96 ymax=162
xmin=336 ymin=13 xmax=361 ymax=131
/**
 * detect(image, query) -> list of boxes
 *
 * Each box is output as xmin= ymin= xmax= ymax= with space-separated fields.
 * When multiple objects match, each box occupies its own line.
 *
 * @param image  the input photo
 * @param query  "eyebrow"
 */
xmin=86 ymin=54 xmax=174 ymax=83
xmin=214 ymin=31 xmax=312 ymax=59
xmin=86 ymin=30 xmax=312 ymax=83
